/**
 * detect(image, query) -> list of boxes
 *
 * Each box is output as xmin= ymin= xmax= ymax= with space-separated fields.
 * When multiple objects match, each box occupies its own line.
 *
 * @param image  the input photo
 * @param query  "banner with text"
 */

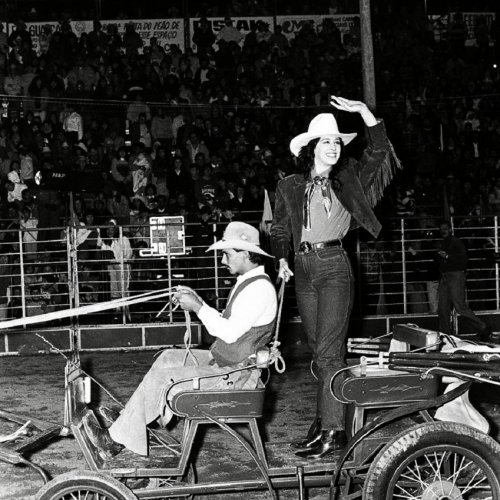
xmin=189 ymin=16 xmax=273 ymax=50
xmin=276 ymin=14 xmax=359 ymax=43
xmin=450 ymin=12 xmax=496 ymax=46
xmin=10 ymin=18 xmax=185 ymax=56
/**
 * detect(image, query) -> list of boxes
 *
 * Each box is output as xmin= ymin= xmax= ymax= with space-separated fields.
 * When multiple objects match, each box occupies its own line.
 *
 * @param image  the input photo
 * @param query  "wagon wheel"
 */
xmin=35 ymin=470 xmax=137 ymax=500
xmin=363 ymin=421 xmax=500 ymax=500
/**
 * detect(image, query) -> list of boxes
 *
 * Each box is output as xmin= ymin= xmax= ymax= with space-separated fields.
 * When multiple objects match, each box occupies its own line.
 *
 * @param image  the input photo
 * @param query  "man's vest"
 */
xmin=210 ymin=275 xmax=276 ymax=367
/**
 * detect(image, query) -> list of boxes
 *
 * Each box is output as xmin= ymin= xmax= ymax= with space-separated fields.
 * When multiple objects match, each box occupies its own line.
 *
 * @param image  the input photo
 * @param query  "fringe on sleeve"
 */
xmin=365 ymin=140 xmax=403 ymax=208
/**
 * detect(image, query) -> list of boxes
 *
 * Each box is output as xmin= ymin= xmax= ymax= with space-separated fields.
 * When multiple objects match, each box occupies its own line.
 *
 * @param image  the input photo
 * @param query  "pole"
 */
xmin=359 ymin=0 xmax=376 ymax=111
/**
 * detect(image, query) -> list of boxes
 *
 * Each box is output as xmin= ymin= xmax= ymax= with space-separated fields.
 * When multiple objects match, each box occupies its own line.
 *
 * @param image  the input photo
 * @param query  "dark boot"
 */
xmin=290 ymin=417 xmax=322 ymax=450
xmin=98 ymin=406 xmax=121 ymax=427
xmin=295 ymin=430 xmax=347 ymax=460
xmin=82 ymin=412 xmax=123 ymax=460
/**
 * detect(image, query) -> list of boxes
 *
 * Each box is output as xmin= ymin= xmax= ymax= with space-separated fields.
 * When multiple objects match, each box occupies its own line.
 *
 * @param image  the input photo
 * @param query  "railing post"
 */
xmin=212 ymin=222 xmax=219 ymax=310
xmin=118 ymin=226 xmax=128 ymax=324
xmin=18 ymin=230 xmax=26 ymax=322
xmin=355 ymin=232 xmax=362 ymax=314
xmin=495 ymin=216 xmax=499 ymax=311
xmin=401 ymin=218 xmax=407 ymax=315
xmin=450 ymin=216 xmax=457 ymax=334
xmin=68 ymin=227 xmax=78 ymax=309
xmin=166 ymin=225 xmax=173 ymax=322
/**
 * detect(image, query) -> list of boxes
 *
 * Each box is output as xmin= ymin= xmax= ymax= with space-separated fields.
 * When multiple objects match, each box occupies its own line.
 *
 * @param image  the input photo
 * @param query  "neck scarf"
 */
xmin=303 ymin=176 xmax=332 ymax=230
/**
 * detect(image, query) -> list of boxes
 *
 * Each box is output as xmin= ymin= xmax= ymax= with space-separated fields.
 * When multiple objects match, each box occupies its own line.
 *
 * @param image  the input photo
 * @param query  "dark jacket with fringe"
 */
xmin=270 ymin=120 xmax=401 ymax=260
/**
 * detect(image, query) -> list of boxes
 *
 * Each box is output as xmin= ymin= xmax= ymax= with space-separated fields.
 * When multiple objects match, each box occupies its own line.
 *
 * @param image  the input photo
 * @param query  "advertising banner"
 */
xmin=428 ymin=12 xmax=496 ymax=45
xmin=10 ymin=18 xmax=185 ymax=56
xmin=452 ymin=12 xmax=495 ymax=46
xmin=189 ymin=16 xmax=273 ymax=50
xmin=276 ymin=14 xmax=359 ymax=43
xmin=100 ymin=19 xmax=184 ymax=51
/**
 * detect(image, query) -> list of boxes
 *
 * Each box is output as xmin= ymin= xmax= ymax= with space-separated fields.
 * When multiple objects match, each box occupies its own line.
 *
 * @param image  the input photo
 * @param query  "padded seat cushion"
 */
xmin=171 ymin=388 xmax=266 ymax=419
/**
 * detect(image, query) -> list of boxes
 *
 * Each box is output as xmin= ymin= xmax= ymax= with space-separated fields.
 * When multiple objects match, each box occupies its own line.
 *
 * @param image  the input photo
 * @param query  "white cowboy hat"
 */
xmin=289 ymin=113 xmax=357 ymax=157
xmin=207 ymin=221 xmax=274 ymax=258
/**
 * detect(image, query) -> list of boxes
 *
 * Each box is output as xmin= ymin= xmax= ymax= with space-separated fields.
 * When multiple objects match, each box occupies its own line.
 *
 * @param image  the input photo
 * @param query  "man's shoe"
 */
xmin=98 ymin=406 xmax=121 ymax=427
xmin=295 ymin=430 xmax=347 ymax=460
xmin=290 ymin=417 xmax=322 ymax=450
xmin=82 ymin=413 xmax=123 ymax=460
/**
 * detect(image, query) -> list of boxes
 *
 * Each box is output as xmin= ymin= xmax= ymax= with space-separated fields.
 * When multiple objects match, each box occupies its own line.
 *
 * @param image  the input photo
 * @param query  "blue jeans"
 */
xmin=438 ymin=270 xmax=487 ymax=335
xmin=294 ymin=246 xmax=354 ymax=430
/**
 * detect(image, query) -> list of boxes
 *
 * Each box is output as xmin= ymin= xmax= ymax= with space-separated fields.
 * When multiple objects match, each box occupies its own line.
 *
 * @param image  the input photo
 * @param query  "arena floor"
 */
xmin=2 ymin=335 xmax=500 ymax=499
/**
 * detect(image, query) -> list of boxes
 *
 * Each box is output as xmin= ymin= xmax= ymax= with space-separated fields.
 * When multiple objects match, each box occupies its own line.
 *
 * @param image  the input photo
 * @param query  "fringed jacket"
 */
xmin=270 ymin=121 xmax=401 ymax=261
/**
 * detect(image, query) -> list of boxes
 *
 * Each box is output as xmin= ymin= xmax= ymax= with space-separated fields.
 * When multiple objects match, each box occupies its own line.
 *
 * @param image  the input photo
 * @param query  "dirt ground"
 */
xmin=2 ymin=338 xmax=500 ymax=500
xmin=0 ymin=340 xmax=332 ymax=500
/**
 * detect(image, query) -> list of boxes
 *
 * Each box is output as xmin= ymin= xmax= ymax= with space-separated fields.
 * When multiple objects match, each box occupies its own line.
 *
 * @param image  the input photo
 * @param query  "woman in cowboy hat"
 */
xmin=83 ymin=221 xmax=278 ymax=458
xmin=271 ymin=96 xmax=401 ymax=459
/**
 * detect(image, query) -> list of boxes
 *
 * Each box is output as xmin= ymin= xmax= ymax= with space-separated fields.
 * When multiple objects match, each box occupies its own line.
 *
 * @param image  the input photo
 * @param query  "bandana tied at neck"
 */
xmin=303 ymin=176 xmax=332 ymax=230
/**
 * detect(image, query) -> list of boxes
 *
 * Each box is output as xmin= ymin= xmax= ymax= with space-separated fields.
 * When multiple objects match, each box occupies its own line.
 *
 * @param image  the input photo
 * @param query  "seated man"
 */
xmin=84 ymin=221 xmax=277 ymax=457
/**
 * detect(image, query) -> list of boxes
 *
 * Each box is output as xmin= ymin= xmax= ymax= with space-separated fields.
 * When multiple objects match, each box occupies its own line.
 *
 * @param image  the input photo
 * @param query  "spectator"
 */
xmin=123 ymin=22 xmax=143 ymax=58
xmin=62 ymin=104 xmax=84 ymax=144
xmin=87 ymin=20 xmax=108 ymax=56
xmin=131 ymin=153 xmax=152 ymax=198
xmin=148 ymin=37 xmax=165 ymax=66
xmin=4 ymin=64 xmax=22 ymax=96
xmin=217 ymin=17 xmax=243 ymax=45
xmin=0 ymin=23 xmax=9 ymax=57
xmin=269 ymin=24 xmax=289 ymax=53
xmin=19 ymin=145 xmax=36 ymax=188
xmin=19 ymin=205 xmax=38 ymax=261
xmin=7 ymin=20 xmax=32 ymax=51
xmin=6 ymin=174 xmax=27 ymax=208
xmin=185 ymin=131 xmax=209 ymax=164
xmin=152 ymin=194 xmax=170 ymax=216
xmin=150 ymin=108 xmax=173 ymax=147
xmin=130 ymin=113 xmax=152 ymax=148
xmin=110 ymin=146 xmax=132 ymax=194
xmin=192 ymin=17 xmax=216 ymax=57
xmin=97 ymin=219 xmax=133 ymax=312
xmin=126 ymin=93 xmax=151 ymax=124
xmin=167 ymin=155 xmax=193 ymax=197
xmin=67 ymin=55 xmax=98 ymax=92
xmin=107 ymin=192 xmax=130 ymax=226
xmin=255 ymin=21 xmax=272 ymax=45
xmin=194 ymin=164 xmax=217 ymax=208
xmin=436 ymin=220 xmax=491 ymax=339
xmin=0 ymin=253 xmax=11 ymax=319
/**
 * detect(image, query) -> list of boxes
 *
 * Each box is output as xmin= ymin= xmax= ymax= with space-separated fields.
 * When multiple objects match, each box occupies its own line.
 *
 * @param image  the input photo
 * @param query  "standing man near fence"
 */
xmin=97 ymin=219 xmax=133 ymax=314
xmin=271 ymin=96 xmax=401 ymax=459
xmin=437 ymin=220 xmax=492 ymax=340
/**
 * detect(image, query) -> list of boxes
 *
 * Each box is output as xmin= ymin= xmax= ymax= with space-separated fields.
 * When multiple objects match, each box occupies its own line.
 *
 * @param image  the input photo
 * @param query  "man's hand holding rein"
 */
xmin=173 ymin=286 xmax=204 ymax=314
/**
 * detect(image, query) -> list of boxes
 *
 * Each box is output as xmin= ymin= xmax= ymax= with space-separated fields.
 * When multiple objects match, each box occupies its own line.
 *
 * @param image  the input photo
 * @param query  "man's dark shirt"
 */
xmin=439 ymin=235 xmax=467 ymax=273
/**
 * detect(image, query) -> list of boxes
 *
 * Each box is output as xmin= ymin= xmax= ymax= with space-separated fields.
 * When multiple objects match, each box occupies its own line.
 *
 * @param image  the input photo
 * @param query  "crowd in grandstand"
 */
xmin=0 ymin=2 xmax=499 ymax=319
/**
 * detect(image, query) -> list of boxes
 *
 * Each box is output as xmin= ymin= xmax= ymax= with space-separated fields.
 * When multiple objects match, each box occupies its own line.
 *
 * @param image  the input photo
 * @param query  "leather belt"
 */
xmin=298 ymin=239 xmax=342 ymax=254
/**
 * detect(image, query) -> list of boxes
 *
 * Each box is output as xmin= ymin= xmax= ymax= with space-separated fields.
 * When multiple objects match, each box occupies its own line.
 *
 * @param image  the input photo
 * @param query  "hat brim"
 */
xmin=207 ymin=239 xmax=274 ymax=258
xmin=290 ymin=131 xmax=357 ymax=157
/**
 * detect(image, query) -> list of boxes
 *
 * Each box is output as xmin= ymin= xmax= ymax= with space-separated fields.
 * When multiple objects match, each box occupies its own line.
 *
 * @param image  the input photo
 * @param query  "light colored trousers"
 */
xmin=109 ymin=349 xmax=260 ymax=456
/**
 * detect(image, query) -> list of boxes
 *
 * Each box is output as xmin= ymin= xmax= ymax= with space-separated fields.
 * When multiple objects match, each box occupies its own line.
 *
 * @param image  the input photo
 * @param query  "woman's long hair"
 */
xmin=296 ymin=138 xmax=348 ymax=191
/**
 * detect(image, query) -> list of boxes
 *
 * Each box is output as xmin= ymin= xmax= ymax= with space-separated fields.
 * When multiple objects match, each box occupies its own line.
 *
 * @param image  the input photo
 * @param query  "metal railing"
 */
xmin=355 ymin=215 xmax=499 ymax=317
xmin=0 ymin=216 xmax=498 ymax=327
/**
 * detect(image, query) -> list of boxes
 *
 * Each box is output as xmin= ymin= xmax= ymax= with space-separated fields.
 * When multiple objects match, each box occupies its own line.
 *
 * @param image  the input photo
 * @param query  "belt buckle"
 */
xmin=299 ymin=241 xmax=312 ymax=254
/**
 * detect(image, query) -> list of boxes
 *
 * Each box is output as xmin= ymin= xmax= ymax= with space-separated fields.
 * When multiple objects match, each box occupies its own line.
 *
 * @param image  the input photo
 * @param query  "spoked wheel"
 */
xmin=35 ymin=470 xmax=137 ymax=500
xmin=363 ymin=422 xmax=500 ymax=500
